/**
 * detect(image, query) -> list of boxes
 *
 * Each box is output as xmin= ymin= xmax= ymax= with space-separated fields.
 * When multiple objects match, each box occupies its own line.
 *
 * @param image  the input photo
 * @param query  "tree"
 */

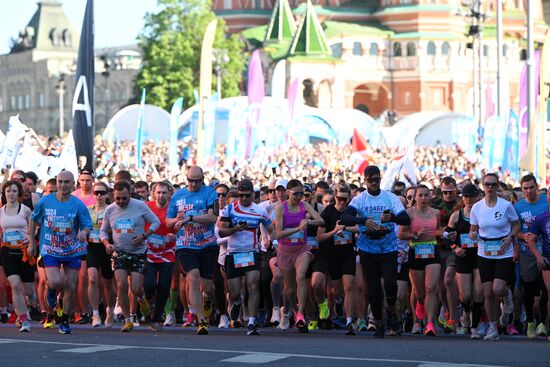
xmin=135 ymin=0 xmax=246 ymax=110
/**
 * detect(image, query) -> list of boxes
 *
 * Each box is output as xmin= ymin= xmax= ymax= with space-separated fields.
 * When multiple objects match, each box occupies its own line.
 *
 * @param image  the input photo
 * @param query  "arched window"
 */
xmin=393 ymin=42 xmax=402 ymax=57
xmin=427 ymin=41 xmax=436 ymax=56
xmin=406 ymin=42 xmax=416 ymax=56
xmin=331 ymin=43 xmax=343 ymax=58
xmin=442 ymin=42 xmax=450 ymax=56
xmin=369 ymin=42 xmax=379 ymax=56
xmin=353 ymin=42 xmax=363 ymax=56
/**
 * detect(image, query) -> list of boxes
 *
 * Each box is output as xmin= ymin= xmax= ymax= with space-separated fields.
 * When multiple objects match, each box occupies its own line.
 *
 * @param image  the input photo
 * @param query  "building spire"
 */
xmin=288 ymin=0 xmax=330 ymax=56
xmin=264 ymin=0 xmax=297 ymax=43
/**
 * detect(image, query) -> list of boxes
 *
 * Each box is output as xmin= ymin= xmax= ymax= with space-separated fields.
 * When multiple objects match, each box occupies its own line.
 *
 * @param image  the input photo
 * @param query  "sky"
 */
xmin=0 ymin=0 xmax=158 ymax=54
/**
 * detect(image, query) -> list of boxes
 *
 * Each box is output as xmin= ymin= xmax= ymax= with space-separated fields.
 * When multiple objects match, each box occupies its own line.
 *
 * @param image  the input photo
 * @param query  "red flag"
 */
xmin=351 ymin=129 xmax=374 ymax=173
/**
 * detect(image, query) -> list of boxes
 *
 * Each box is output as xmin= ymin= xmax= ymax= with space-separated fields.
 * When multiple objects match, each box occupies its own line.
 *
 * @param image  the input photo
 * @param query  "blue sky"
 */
xmin=0 ymin=0 xmax=158 ymax=54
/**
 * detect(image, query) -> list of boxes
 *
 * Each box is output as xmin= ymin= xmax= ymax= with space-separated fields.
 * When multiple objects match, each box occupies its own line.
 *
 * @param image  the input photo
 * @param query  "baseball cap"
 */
xmin=237 ymin=179 xmax=254 ymax=191
xmin=275 ymin=179 xmax=288 ymax=190
xmin=462 ymin=183 xmax=479 ymax=197
xmin=79 ymin=169 xmax=95 ymax=177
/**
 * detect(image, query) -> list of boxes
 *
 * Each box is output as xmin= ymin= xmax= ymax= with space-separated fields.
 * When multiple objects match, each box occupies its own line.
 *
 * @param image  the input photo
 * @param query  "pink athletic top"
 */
xmin=409 ymin=208 xmax=437 ymax=241
xmin=279 ymin=201 xmax=307 ymax=247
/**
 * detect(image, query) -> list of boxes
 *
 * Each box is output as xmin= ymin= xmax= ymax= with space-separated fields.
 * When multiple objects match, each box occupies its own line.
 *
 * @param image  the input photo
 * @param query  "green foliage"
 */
xmin=134 ymin=0 xmax=246 ymax=110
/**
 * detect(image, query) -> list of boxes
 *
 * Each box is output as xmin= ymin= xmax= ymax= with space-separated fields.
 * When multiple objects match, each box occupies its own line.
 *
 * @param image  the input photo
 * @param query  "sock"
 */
xmin=93 ymin=310 xmax=100 ymax=317
xmin=61 ymin=313 xmax=70 ymax=324
xmin=346 ymin=317 xmax=353 ymax=325
xmin=188 ymin=305 xmax=194 ymax=314
xmin=248 ymin=317 xmax=256 ymax=326
xmin=489 ymin=321 xmax=497 ymax=329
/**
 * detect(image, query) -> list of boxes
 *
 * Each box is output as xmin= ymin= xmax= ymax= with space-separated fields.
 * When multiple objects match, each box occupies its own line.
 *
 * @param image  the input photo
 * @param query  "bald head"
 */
xmin=186 ymin=166 xmax=204 ymax=192
xmin=57 ymin=170 xmax=75 ymax=196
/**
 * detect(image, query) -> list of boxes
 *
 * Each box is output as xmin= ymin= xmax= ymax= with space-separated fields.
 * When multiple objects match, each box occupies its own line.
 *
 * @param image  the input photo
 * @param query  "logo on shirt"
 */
xmin=495 ymin=212 xmax=502 ymax=220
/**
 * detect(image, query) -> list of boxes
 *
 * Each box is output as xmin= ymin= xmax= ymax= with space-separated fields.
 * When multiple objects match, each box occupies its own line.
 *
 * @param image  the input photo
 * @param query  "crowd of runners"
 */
xmin=0 ymin=163 xmax=549 ymax=343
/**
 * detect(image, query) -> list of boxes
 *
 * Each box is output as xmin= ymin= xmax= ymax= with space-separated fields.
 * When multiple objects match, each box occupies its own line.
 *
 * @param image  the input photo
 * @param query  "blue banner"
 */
xmin=502 ymin=110 xmax=520 ymax=179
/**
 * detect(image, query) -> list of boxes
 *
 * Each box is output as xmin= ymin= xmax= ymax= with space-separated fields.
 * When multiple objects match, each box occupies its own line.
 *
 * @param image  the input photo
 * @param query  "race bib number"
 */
xmin=233 ymin=252 xmax=255 ymax=268
xmin=147 ymin=234 xmax=167 ymax=249
xmin=411 ymin=241 xmax=436 ymax=259
xmin=50 ymin=216 xmax=73 ymax=233
xmin=89 ymin=229 xmax=101 ymax=243
xmin=334 ymin=230 xmax=353 ymax=246
xmin=114 ymin=219 xmax=135 ymax=234
xmin=286 ymin=228 xmax=305 ymax=245
xmin=307 ymin=236 xmax=319 ymax=250
xmin=3 ymin=230 xmax=24 ymax=247
xmin=460 ymin=234 xmax=477 ymax=249
xmin=483 ymin=240 xmax=504 ymax=256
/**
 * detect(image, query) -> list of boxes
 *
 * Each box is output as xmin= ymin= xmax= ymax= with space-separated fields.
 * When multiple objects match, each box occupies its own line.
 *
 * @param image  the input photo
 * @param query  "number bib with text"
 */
xmin=233 ymin=252 xmax=255 ymax=268
xmin=460 ymin=234 xmax=478 ymax=249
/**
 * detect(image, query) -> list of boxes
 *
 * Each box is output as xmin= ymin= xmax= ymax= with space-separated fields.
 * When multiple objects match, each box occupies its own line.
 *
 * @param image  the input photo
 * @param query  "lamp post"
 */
xmin=212 ymin=48 xmax=229 ymax=99
xmin=55 ymin=73 xmax=66 ymax=137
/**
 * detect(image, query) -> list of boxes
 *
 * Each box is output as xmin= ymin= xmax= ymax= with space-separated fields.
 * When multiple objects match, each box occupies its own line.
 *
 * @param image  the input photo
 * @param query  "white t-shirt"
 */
xmin=471 ymin=197 xmax=519 ymax=259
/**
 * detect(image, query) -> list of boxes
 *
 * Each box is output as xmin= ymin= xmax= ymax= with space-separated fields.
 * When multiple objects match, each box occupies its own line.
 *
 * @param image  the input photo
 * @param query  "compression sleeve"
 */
xmin=340 ymin=206 xmax=369 ymax=226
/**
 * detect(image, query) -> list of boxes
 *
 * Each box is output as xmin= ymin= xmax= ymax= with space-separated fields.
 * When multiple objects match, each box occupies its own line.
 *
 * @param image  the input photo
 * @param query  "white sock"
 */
xmin=92 ymin=310 xmax=100 ymax=317
xmin=346 ymin=317 xmax=353 ymax=325
xmin=248 ymin=317 xmax=256 ymax=326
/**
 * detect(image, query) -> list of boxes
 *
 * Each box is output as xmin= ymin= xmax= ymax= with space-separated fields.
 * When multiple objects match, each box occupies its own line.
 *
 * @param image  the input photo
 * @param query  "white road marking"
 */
xmin=57 ymin=345 xmax=133 ymax=353
xmin=0 ymin=338 xmax=510 ymax=367
xmin=221 ymin=354 xmax=289 ymax=364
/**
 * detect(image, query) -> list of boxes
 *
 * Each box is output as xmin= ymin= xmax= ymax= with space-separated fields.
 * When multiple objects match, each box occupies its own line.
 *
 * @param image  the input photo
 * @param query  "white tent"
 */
xmin=103 ymin=104 xmax=170 ymax=142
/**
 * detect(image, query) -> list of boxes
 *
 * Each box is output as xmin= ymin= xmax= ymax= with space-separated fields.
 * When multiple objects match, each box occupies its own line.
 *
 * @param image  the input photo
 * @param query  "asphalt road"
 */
xmin=0 ymin=323 xmax=549 ymax=367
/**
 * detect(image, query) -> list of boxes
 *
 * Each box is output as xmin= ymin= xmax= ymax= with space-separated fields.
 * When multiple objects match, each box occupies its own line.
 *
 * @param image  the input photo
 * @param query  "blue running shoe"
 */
xmin=59 ymin=322 xmax=72 ymax=334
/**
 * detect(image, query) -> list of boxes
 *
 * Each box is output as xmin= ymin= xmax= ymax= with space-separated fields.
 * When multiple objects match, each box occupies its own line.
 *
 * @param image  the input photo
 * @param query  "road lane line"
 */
xmin=221 ymin=354 xmax=289 ymax=364
xmin=57 ymin=345 xmax=133 ymax=353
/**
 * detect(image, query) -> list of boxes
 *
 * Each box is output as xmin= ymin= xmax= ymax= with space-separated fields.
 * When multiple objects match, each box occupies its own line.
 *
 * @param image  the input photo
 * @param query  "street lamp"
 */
xmin=212 ymin=48 xmax=229 ymax=99
xmin=55 ymin=73 xmax=66 ymax=137
xmin=100 ymin=54 xmax=111 ymax=129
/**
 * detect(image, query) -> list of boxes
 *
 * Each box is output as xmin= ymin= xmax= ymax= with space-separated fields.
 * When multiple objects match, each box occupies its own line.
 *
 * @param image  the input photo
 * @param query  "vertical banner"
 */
xmin=519 ymin=50 xmax=541 ymax=159
xmin=287 ymin=78 xmax=300 ymax=143
xmin=0 ymin=115 xmax=28 ymax=169
xmin=197 ymin=20 xmax=217 ymax=166
xmin=246 ymin=50 xmax=265 ymax=158
xmin=271 ymin=60 xmax=286 ymax=99
xmin=169 ymin=97 xmax=183 ymax=169
xmin=72 ymin=0 xmax=94 ymax=171
xmin=136 ymin=88 xmax=146 ymax=170
xmin=502 ymin=110 xmax=520 ymax=179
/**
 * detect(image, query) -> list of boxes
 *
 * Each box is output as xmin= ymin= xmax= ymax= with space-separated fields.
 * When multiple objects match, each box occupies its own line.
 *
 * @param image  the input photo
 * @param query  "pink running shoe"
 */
xmin=506 ymin=324 xmax=519 ymax=335
xmin=295 ymin=312 xmax=306 ymax=328
xmin=183 ymin=312 xmax=197 ymax=327
xmin=424 ymin=321 xmax=436 ymax=336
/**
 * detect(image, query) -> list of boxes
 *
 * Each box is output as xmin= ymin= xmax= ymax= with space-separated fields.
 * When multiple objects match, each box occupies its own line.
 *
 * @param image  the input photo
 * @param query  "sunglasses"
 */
xmin=304 ymin=193 xmax=312 ymax=198
xmin=290 ymin=191 xmax=304 ymax=197
xmin=484 ymin=182 xmax=499 ymax=188
xmin=335 ymin=196 xmax=349 ymax=202
xmin=268 ymin=189 xmax=276 ymax=194
xmin=217 ymin=192 xmax=228 ymax=198
xmin=442 ymin=190 xmax=455 ymax=195
xmin=407 ymin=195 xmax=414 ymax=200
xmin=238 ymin=193 xmax=252 ymax=198
xmin=366 ymin=177 xmax=381 ymax=183
xmin=94 ymin=190 xmax=107 ymax=196
xmin=115 ymin=197 xmax=129 ymax=201
xmin=187 ymin=178 xmax=202 ymax=184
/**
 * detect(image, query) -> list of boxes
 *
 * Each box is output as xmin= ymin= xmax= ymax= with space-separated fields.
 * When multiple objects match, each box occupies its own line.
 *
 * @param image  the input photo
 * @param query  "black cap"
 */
xmin=79 ymin=169 xmax=95 ymax=177
xmin=303 ymin=184 xmax=313 ymax=193
xmin=237 ymin=179 xmax=254 ymax=191
xmin=363 ymin=165 xmax=380 ymax=177
xmin=462 ymin=183 xmax=479 ymax=197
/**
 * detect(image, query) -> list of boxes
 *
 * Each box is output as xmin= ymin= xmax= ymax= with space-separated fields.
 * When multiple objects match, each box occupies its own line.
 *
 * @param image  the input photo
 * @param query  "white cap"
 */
xmin=275 ymin=178 xmax=288 ymax=190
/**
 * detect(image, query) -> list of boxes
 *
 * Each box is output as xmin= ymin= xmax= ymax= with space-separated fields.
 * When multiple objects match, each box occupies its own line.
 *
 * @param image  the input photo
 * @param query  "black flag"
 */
xmin=72 ymin=0 xmax=94 ymax=171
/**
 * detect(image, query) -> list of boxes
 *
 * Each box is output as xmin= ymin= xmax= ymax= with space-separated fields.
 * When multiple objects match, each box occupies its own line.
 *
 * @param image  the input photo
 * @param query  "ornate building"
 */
xmin=221 ymin=0 xmax=548 ymax=120
xmin=0 ymin=0 xmax=141 ymax=135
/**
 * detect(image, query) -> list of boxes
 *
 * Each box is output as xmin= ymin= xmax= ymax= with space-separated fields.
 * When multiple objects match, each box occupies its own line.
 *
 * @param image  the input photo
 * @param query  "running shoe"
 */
xmin=121 ymin=321 xmax=134 ymax=332
xmin=415 ymin=303 xmax=426 ymax=321
xmin=387 ymin=312 xmax=402 ymax=336
xmin=19 ymin=320 xmax=31 ymax=332
xmin=131 ymin=314 xmax=140 ymax=327
xmin=270 ymin=307 xmax=280 ymax=326
xmin=318 ymin=300 xmax=330 ymax=320
xmin=230 ymin=302 xmax=241 ymax=324
xmin=460 ymin=310 xmax=471 ymax=329
xmin=295 ymin=312 xmax=306 ymax=328
xmin=46 ymin=289 xmax=57 ymax=310
xmin=77 ymin=313 xmax=90 ymax=325
xmin=183 ymin=312 xmax=197 ymax=327
xmin=527 ymin=322 xmax=536 ymax=339
xmin=412 ymin=321 xmax=423 ymax=334
xmin=150 ymin=322 xmax=162 ymax=332
xmin=197 ymin=320 xmax=209 ymax=335
xmin=536 ymin=323 xmax=547 ymax=337
xmin=477 ymin=322 xmax=488 ymax=336
xmin=506 ymin=324 xmax=519 ymax=336
xmin=483 ymin=325 xmax=499 ymax=341
xmin=39 ymin=311 xmax=48 ymax=324
xmin=218 ymin=314 xmax=229 ymax=329
xmin=345 ymin=322 xmax=356 ymax=336
xmin=91 ymin=314 xmax=101 ymax=327
xmin=357 ymin=319 xmax=368 ymax=332
xmin=43 ymin=313 xmax=55 ymax=329
xmin=139 ymin=298 xmax=152 ymax=318
xmin=202 ymin=300 xmax=213 ymax=320
xmin=7 ymin=313 xmax=17 ymax=324
xmin=246 ymin=323 xmax=260 ymax=336
xmin=332 ymin=316 xmax=347 ymax=329
xmin=444 ymin=319 xmax=457 ymax=334
xmin=230 ymin=320 xmax=242 ymax=328
xmin=279 ymin=312 xmax=290 ymax=330
xmin=367 ymin=319 xmax=377 ymax=332
xmin=403 ymin=312 xmax=414 ymax=333
xmin=470 ymin=327 xmax=481 ymax=340
xmin=104 ymin=313 xmax=115 ymax=328
xmin=58 ymin=322 xmax=72 ymax=334
xmin=308 ymin=320 xmax=319 ymax=331
xmin=164 ymin=312 xmax=176 ymax=327
xmin=424 ymin=321 xmax=436 ymax=337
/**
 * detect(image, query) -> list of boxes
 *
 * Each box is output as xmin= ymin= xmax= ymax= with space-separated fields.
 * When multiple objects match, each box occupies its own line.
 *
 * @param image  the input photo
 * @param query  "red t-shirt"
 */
xmin=145 ymin=201 xmax=176 ymax=263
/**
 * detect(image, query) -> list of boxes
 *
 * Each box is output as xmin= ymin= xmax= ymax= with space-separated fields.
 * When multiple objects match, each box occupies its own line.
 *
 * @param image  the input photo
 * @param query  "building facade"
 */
xmin=0 ymin=0 xmax=141 ymax=135
xmin=232 ymin=0 xmax=547 ymax=121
